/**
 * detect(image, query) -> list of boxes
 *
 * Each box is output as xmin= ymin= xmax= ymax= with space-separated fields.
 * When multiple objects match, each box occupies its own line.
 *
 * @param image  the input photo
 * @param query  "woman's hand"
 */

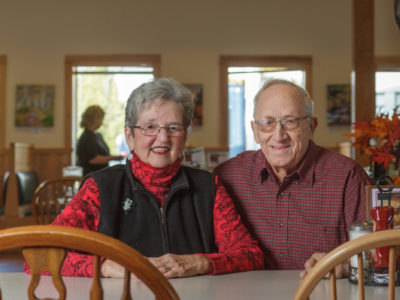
xmin=147 ymin=253 xmax=213 ymax=278
xmin=100 ymin=259 xmax=126 ymax=278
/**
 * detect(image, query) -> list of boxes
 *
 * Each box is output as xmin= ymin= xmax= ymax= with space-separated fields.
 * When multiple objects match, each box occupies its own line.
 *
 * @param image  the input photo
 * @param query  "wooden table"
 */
xmin=0 ymin=270 xmax=397 ymax=299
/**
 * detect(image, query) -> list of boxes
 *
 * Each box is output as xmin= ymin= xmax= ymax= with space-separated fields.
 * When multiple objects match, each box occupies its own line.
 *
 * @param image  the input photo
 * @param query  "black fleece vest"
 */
xmin=89 ymin=161 xmax=217 ymax=257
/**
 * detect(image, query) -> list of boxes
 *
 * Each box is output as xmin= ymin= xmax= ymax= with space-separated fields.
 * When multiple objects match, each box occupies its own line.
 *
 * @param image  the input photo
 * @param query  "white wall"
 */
xmin=0 ymin=0 xmax=399 ymax=149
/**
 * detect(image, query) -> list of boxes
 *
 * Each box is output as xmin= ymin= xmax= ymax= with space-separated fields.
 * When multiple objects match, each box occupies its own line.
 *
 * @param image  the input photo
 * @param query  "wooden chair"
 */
xmin=0 ymin=225 xmax=180 ymax=300
xmin=4 ymin=142 xmax=35 ymax=217
xmin=294 ymin=229 xmax=400 ymax=300
xmin=0 ymin=171 xmax=9 ymax=215
xmin=32 ymin=177 xmax=82 ymax=224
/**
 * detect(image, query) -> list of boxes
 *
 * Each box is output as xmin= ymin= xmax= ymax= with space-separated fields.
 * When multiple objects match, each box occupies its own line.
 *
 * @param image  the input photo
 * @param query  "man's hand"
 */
xmin=147 ymin=253 xmax=213 ymax=278
xmin=299 ymin=252 xmax=349 ymax=279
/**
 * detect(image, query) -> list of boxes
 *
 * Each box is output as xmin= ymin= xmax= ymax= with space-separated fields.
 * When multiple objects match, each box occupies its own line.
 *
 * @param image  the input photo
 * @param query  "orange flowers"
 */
xmin=345 ymin=108 xmax=400 ymax=169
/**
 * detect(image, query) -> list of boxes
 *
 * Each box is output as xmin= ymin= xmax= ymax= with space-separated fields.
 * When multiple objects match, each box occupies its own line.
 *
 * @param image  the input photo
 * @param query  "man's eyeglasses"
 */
xmin=255 ymin=116 xmax=310 ymax=132
xmin=133 ymin=123 xmax=185 ymax=137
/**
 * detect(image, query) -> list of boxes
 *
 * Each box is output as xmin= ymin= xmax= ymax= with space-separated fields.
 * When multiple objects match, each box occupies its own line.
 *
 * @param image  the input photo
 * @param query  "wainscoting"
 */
xmin=0 ymin=147 xmax=72 ymax=229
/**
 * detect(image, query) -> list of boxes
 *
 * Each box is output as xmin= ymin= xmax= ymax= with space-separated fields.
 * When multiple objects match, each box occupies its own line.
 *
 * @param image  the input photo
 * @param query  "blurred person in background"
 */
xmin=76 ymin=105 xmax=124 ymax=176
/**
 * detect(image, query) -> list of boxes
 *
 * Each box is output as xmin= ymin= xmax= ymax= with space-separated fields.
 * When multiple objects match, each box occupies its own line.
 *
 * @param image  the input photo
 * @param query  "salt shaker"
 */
xmin=348 ymin=220 xmax=373 ymax=269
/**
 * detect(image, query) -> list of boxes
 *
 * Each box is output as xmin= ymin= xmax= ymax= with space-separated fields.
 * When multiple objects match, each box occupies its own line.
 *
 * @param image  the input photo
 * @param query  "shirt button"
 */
xmin=295 ymin=181 xmax=299 ymax=185
xmin=279 ymin=222 xmax=284 ymax=227
xmin=280 ymin=253 xmax=284 ymax=259
xmin=280 ymin=192 xmax=285 ymax=196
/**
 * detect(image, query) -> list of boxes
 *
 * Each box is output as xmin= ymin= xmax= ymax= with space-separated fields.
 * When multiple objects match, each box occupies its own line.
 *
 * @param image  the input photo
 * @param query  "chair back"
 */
xmin=1 ymin=171 xmax=38 ymax=217
xmin=0 ymin=225 xmax=180 ymax=300
xmin=32 ymin=177 xmax=82 ymax=224
xmin=0 ymin=172 xmax=10 ymax=215
xmin=294 ymin=229 xmax=400 ymax=300
xmin=16 ymin=172 xmax=39 ymax=206
xmin=3 ymin=142 xmax=36 ymax=217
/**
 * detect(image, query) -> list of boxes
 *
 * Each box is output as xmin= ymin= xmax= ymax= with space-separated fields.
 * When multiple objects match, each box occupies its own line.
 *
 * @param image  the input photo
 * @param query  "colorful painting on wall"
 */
xmin=326 ymin=84 xmax=351 ymax=127
xmin=15 ymin=85 xmax=55 ymax=127
xmin=184 ymin=84 xmax=203 ymax=127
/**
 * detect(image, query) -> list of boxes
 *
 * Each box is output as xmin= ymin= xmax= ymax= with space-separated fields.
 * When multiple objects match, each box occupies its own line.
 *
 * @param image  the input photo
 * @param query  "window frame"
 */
xmin=64 ymin=55 xmax=161 ymax=150
xmin=219 ymin=55 xmax=312 ymax=148
xmin=375 ymin=56 xmax=400 ymax=72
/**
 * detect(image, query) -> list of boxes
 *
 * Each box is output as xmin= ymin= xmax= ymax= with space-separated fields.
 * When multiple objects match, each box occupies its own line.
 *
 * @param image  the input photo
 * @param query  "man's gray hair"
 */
xmin=253 ymin=79 xmax=314 ymax=118
xmin=125 ymin=78 xmax=194 ymax=128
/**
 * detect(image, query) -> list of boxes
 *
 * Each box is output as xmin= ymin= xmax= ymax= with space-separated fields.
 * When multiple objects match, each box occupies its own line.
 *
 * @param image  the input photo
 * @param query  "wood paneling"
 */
xmin=0 ymin=147 xmax=72 ymax=227
xmin=0 ymin=147 xmax=72 ymax=182
xmin=0 ymin=56 xmax=6 ymax=149
xmin=219 ymin=55 xmax=312 ymax=148
xmin=32 ymin=148 xmax=72 ymax=182
xmin=64 ymin=54 xmax=161 ymax=148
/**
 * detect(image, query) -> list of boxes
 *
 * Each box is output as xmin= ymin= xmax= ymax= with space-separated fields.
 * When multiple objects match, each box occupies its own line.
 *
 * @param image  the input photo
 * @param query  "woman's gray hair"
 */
xmin=125 ymin=78 xmax=194 ymax=128
xmin=253 ymin=79 xmax=314 ymax=118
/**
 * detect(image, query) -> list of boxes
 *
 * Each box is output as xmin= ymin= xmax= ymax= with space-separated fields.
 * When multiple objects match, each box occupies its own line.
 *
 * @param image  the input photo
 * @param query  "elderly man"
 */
xmin=214 ymin=79 xmax=371 ymax=278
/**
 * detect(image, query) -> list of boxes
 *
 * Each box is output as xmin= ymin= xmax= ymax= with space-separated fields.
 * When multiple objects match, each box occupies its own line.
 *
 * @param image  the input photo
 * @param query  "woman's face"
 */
xmin=93 ymin=116 xmax=104 ymax=131
xmin=125 ymin=99 xmax=187 ymax=168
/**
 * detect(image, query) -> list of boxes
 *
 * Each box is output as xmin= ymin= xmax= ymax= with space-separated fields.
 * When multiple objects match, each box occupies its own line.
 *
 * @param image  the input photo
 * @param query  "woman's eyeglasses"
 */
xmin=133 ymin=123 xmax=185 ymax=137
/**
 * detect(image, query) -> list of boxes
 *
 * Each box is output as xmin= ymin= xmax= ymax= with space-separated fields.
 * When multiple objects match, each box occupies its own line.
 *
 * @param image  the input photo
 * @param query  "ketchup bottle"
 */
xmin=371 ymin=204 xmax=394 ymax=269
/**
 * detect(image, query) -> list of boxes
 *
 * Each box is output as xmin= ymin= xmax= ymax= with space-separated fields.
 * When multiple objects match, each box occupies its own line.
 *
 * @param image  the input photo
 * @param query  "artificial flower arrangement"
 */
xmin=344 ymin=107 xmax=400 ymax=183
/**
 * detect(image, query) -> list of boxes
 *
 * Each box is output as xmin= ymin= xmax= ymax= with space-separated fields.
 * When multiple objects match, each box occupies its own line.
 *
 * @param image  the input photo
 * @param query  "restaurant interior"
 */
xmin=0 ymin=0 xmax=400 ymax=299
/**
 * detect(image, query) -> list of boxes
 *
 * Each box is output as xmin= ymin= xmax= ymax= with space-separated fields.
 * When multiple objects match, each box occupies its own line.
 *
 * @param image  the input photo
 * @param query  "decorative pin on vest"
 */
xmin=122 ymin=197 xmax=135 ymax=214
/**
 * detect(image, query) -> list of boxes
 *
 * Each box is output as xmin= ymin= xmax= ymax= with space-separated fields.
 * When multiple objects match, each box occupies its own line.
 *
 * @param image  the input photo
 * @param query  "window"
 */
xmin=375 ymin=57 xmax=400 ymax=115
xmin=220 ymin=56 xmax=312 ymax=157
xmin=65 ymin=55 xmax=161 ymax=163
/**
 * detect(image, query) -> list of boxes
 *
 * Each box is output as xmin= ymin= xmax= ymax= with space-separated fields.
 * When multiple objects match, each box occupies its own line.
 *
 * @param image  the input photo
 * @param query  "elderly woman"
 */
xmin=50 ymin=78 xmax=263 ymax=278
xmin=77 ymin=105 xmax=123 ymax=175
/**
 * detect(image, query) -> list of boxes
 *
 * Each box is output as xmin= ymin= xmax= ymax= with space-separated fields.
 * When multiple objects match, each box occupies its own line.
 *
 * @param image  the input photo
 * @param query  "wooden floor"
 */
xmin=0 ymin=253 xmax=24 ymax=272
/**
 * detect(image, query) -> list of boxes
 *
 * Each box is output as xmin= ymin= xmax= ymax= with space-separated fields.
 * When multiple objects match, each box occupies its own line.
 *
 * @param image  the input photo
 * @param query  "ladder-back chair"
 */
xmin=0 ymin=225 xmax=180 ymax=300
xmin=294 ymin=229 xmax=400 ymax=300
xmin=32 ymin=177 xmax=82 ymax=224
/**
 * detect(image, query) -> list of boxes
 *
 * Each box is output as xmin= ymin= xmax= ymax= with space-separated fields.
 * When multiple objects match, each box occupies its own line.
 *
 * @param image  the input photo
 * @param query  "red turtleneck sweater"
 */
xmin=31 ymin=154 xmax=263 ymax=277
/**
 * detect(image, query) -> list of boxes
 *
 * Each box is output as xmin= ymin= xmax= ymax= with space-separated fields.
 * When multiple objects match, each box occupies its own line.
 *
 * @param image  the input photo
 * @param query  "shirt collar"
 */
xmin=259 ymin=140 xmax=317 ymax=187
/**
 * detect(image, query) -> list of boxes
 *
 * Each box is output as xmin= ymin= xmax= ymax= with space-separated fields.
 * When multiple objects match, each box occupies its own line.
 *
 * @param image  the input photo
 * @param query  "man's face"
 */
xmin=251 ymin=84 xmax=317 ymax=177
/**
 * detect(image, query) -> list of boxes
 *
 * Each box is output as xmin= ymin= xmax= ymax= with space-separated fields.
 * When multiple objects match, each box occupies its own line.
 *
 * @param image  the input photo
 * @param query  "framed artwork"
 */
xmin=366 ymin=185 xmax=400 ymax=227
xmin=184 ymin=84 xmax=203 ymax=127
xmin=326 ymin=84 xmax=351 ymax=127
xmin=15 ymin=84 xmax=55 ymax=127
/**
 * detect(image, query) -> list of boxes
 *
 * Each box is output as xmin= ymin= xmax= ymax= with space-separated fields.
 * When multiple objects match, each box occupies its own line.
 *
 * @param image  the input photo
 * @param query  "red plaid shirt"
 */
xmin=214 ymin=141 xmax=371 ymax=270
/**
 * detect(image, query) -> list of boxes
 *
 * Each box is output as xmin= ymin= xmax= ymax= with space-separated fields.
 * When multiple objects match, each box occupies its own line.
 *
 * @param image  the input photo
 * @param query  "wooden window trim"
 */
xmin=0 ymin=56 xmax=6 ymax=148
xmin=64 ymin=54 xmax=161 ymax=149
xmin=375 ymin=56 xmax=400 ymax=71
xmin=219 ymin=55 xmax=312 ymax=148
